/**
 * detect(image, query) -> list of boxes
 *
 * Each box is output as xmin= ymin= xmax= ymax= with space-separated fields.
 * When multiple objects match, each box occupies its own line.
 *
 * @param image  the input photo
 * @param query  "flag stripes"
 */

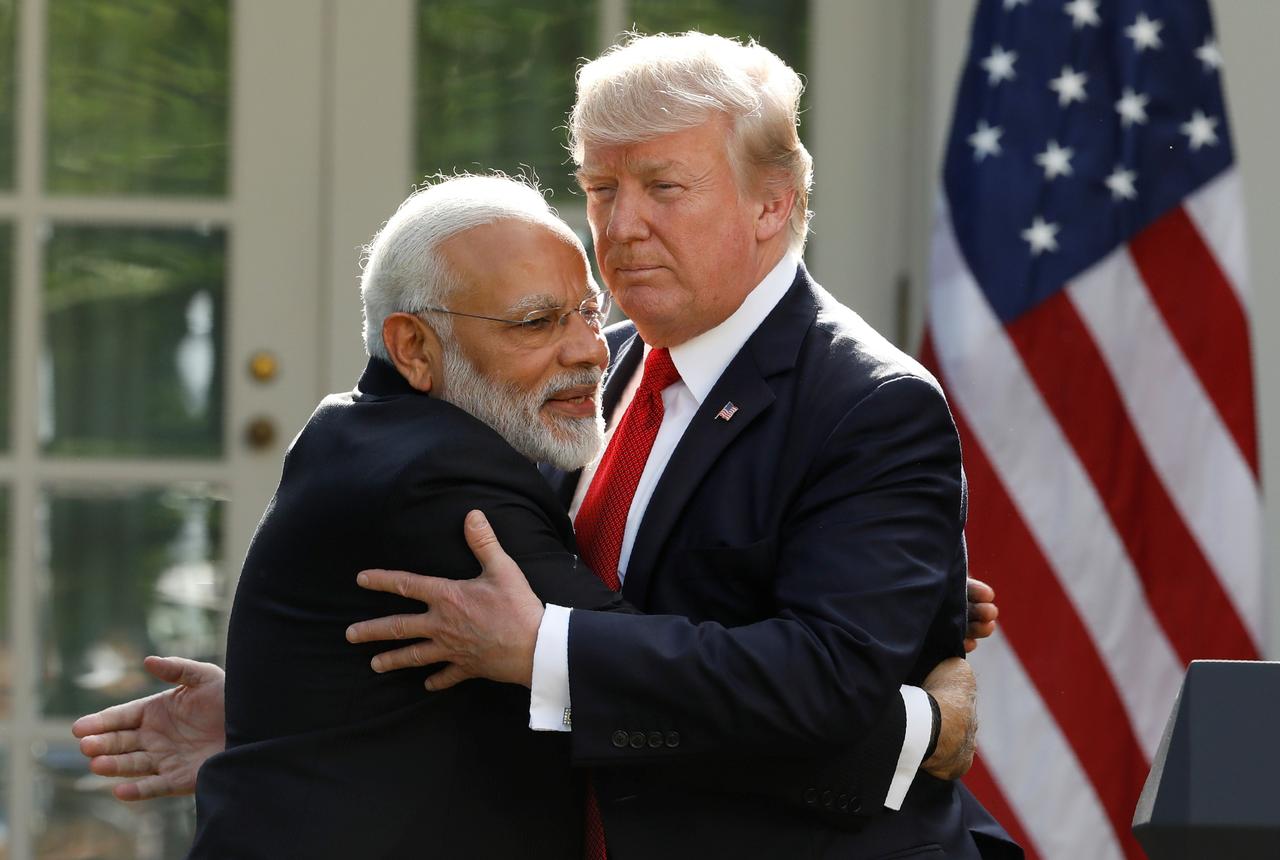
xmin=946 ymin=381 xmax=1151 ymax=854
xmin=1129 ymin=207 xmax=1259 ymax=474
xmin=969 ymin=630 xmax=1126 ymax=860
xmin=1004 ymin=289 xmax=1258 ymax=663
xmin=1067 ymin=240 xmax=1264 ymax=646
xmin=928 ymin=187 xmax=1261 ymax=855
xmin=963 ymin=756 xmax=1040 ymax=860
xmin=1183 ymin=170 xmax=1249 ymax=301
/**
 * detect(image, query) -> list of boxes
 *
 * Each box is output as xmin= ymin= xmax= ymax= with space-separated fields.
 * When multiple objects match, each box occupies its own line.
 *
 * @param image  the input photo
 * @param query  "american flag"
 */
xmin=923 ymin=1 xmax=1262 ymax=858
xmin=715 ymin=401 xmax=739 ymax=421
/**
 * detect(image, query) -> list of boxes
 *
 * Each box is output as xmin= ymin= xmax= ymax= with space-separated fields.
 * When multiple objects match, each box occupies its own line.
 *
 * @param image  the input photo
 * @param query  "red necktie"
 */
xmin=574 ymin=346 xmax=681 ymax=860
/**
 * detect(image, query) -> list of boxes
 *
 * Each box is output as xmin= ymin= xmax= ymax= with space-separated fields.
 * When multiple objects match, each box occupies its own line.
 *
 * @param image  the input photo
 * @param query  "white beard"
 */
xmin=438 ymin=344 xmax=605 ymax=471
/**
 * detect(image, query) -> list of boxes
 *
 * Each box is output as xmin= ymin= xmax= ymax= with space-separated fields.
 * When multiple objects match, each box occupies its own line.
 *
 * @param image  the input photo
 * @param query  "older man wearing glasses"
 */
xmin=177 ymin=174 xmax=636 ymax=858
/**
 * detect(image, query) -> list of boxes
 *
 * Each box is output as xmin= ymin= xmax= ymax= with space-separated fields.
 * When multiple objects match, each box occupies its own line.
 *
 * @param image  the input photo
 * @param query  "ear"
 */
xmin=382 ymin=313 xmax=443 ymax=393
xmin=754 ymin=185 xmax=797 ymax=244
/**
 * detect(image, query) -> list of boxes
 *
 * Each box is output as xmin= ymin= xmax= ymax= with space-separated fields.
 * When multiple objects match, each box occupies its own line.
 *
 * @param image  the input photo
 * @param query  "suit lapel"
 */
xmin=621 ymin=269 xmax=821 ymax=606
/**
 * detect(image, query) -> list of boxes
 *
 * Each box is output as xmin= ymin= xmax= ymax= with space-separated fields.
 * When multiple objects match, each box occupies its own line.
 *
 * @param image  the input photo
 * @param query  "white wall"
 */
xmin=917 ymin=0 xmax=1280 ymax=656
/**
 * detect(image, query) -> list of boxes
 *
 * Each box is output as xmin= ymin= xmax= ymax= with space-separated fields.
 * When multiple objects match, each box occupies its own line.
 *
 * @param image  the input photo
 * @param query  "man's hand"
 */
xmin=71 ymin=656 xmax=226 ymax=801
xmin=965 ymin=577 xmax=998 ymax=653
xmin=347 ymin=510 xmax=545 ymax=691
xmin=920 ymin=657 xmax=977 ymax=780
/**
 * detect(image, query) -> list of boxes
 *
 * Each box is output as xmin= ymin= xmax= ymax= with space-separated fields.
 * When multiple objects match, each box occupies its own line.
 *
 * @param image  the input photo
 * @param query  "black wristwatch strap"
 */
xmin=924 ymin=691 xmax=942 ymax=762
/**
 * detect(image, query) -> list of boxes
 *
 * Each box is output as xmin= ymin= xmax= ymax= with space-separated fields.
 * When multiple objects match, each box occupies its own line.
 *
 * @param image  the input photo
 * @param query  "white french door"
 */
xmin=0 ymin=2 xmax=327 ymax=855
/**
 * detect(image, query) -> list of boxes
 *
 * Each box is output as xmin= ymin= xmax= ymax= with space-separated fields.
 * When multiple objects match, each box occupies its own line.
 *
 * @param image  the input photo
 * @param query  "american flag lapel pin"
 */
xmin=715 ymin=401 xmax=739 ymax=422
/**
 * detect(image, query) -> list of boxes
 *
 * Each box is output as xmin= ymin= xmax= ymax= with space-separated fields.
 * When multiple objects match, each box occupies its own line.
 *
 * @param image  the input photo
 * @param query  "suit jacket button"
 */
xmin=664 ymin=730 xmax=680 ymax=748
xmin=821 ymin=790 xmax=834 ymax=808
xmin=803 ymin=788 xmax=818 ymax=806
xmin=629 ymin=731 xmax=646 ymax=749
xmin=837 ymin=793 xmax=850 ymax=811
xmin=611 ymin=730 xmax=629 ymax=748
xmin=647 ymin=731 xmax=664 ymax=749
xmin=849 ymin=796 xmax=862 ymax=814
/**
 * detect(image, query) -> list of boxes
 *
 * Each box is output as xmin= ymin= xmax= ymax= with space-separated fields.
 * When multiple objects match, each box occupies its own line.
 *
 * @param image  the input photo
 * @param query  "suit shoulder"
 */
xmin=293 ymin=390 xmax=546 ymax=491
xmin=604 ymin=320 xmax=638 ymax=356
xmin=802 ymin=282 xmax=943 ymax=401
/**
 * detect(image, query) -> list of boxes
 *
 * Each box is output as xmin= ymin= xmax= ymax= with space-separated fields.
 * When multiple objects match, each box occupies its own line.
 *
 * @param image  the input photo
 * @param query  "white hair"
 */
xmin=359 ymin=173 xmax=583 ymax=359
xmin=568 ymin=31 xmax=813 ymax=253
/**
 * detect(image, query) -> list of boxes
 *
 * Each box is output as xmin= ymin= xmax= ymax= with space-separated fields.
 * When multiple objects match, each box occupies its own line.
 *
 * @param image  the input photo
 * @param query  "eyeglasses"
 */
xmin=419 ymin=291 xmax=612 ymax=346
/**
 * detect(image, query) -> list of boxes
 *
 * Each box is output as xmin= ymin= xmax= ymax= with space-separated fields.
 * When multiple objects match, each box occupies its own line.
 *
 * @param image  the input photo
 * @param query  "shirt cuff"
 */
xmin=528 ymin=603 xmax=573 ymax=732
xmin=885 ymin=685 xmax=933 ymax=810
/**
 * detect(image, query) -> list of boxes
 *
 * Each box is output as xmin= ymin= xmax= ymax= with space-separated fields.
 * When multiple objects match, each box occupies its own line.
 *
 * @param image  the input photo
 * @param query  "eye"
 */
xmin=520 ymin=311 xmax=558 ymax=330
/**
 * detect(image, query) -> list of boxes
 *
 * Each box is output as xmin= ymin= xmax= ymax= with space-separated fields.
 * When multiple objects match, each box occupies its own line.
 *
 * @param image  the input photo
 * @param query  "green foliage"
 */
xmin=416 ymin=0 xmax=595 ymax=199
xmin=46 ymin=0 xmax=230 ymax=195
xmin=0 ymin=222 xmax=10 ymax=453
xmin=0 ymin=0 xmax=15 ymax=190
xmin=630 ymin=0 xmax=809 ymax=74
xmin=43 ymin=225 xmax=226 ymax=457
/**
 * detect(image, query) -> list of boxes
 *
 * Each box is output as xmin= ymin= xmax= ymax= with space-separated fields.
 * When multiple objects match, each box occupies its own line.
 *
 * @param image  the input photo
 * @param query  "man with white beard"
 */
xmin=179 ymin=174 xmax=636 ymax=858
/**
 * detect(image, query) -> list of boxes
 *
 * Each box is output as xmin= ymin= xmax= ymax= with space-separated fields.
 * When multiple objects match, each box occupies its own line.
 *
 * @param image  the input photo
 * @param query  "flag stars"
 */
xmin=1105 ymin=166 xmax=1138 ymax=201
xmin=1181 ymin=110 xmax=1220 ymax=150
xmin=981 ymin=45 xmax=1018 ymax=85
xmin=1126 ymin=13 xmax=1164 ymax=52
xmin=968 ymin=120 xmax=1004 ymax=161
xmin=1035 ymin=140 xmax=1075 ymax=180
xmin=1196 ymin=37 xmax=1224 ymax=72
xmin=1115 ymin=88 xmax=1150 ymax=127
xmin=1064 ymin=0 xmax=1101 ymax=29
xmin=1022 ymin=216 xmax=1061 ymax=256
xmin=1049 ymin=66 xmax=1088 ymax=107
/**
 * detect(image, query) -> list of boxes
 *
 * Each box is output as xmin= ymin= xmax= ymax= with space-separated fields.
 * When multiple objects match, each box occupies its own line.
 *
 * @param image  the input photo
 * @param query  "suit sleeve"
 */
xmin=566 ymin=375 xmax=965 ymax=764
xmin=379 ymin=439 xmax=631 ymax=614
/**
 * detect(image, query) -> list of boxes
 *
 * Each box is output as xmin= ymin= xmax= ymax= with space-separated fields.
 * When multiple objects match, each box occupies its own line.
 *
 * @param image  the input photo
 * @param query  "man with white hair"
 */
xmin=348 ymin=32 xmax=1019 ymax=859
xmin=179 ymin=174 xmax=634 ymax=857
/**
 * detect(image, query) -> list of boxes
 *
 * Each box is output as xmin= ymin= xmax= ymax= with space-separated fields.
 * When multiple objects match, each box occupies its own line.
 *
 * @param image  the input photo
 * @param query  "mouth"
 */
xmin=543 ymin=384 xmax=599 ymax=418
xmin=612 ymin=262 xmax=664 ymax=274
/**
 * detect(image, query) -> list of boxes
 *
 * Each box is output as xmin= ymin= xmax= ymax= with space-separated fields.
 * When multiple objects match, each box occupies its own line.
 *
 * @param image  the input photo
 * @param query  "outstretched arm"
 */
xmin=71 ymin=655 xmax=226 ymax=801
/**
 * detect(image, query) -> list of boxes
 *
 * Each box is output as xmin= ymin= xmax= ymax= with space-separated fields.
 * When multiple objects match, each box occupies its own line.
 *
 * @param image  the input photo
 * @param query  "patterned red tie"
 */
xmin=574 ymin=346 xmax=681 ymax=860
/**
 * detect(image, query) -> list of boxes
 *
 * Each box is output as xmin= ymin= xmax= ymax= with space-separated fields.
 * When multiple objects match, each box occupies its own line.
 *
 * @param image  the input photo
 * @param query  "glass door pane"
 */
xmin=38 ymin=485 xmax=225 ymax=718
xmin=45 ymin=0 xmax=230 ymax=195
xmin=41 ymin=225 xmax=226 ymax=458
xmin=416 ymin=0 xmax=595 ymax=198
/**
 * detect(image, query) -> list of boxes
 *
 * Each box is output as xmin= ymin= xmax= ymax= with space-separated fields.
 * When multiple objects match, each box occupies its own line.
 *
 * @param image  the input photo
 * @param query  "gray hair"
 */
xmin=568 ymin=31 xmax=813 ymax=253
xmin=359 ymin=173 xmax=582 ymax=359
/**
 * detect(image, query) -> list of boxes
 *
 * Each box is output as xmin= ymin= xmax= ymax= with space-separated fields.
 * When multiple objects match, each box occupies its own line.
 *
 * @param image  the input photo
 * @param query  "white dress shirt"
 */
xmin=528 ymin=253 xmax=933 ymax=809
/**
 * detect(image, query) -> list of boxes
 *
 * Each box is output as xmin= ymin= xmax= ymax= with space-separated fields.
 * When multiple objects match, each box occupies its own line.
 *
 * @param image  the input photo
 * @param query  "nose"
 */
xmin=604 ymin=186 xmax=649 ymax=244
xmin=560 ymin=312 xmax=609 ymax=371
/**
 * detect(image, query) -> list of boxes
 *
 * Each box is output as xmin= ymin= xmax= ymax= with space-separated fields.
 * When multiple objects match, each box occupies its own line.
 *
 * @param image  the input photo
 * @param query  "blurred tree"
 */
xmin=46 ymin=0 xmax=229 ymax=195
xmin=0 ymin=0 xmax=15 ymax=191
xmin=630 ymin=0 xmax=808 ymax=74
xmin=416 ymin=0 xmax=595 ymax=199
xmin=0 ymin=222 xmax=10 ymax=454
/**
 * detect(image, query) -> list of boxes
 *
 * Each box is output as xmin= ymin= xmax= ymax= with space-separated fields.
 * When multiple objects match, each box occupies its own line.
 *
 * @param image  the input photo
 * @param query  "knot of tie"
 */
xmin=640 ymin=347 xmax=680 ymax=395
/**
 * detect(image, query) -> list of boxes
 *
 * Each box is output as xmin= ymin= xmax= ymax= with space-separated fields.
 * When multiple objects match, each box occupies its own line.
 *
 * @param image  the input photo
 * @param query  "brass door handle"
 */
xmin=244 ymin=416 xmax=277 ymax=450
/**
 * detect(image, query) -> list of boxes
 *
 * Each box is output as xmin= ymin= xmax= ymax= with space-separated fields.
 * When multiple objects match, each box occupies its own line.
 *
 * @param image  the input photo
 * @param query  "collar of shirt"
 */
xmin=661 ymin=252 xmax=800 ymax=404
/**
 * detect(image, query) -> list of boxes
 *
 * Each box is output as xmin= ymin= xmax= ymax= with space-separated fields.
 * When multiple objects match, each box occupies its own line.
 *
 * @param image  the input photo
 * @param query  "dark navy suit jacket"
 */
xmin=189 ymin=358 xmax=627 ymax=858
xmin=543 ymin=265 xmax=1022 ymax=859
